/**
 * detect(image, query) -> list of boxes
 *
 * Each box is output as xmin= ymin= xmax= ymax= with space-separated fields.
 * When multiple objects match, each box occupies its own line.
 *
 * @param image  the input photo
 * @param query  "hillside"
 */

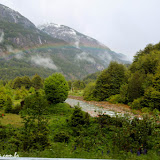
xmin=39 ymin=23 xmax=130 ymax=67
xmin=0 ymin=4 xmax=130 ymax=80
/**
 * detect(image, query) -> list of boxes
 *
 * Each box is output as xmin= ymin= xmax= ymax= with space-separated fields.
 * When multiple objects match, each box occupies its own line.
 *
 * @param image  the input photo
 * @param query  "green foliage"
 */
xmin=21 ymin=76 xmax=32 ymax=89
xmin=83 ymin=71 xmax=100 ymax=84
xmin=12 ymin=76 xmax=31 ymax=89
xmin=107 ymin=94 xmax=122 ymax=104
xmin=119 ymin=83 xmax=129 ymax=103
xmin=72 ymin=80 xmax=85 ymax=90
xmin=28 ymin=86 xmax=35 ymax=94
xmin=70 ymin=106 xmax=86 ymax=127
xmin=94 ymin=61 xmax=126 ymax=101
xmin=44 ymin=73 xmax=69 ymax=104
xmin=67 ymin=80 xmax=72 ymax=90
xmin=21 ymin=91 xmax=49 ymax=151
xmin=141 ymin=107 xmax=151 ymax=113
xmin=12 ymin=77 xmax=22 ymax=89
xmin=128 ymin=71 xmax=145 ymax=102
xmin=83 ymin=82 xmax=96 ymax=101
xmin=14 ymin=87 xmax=28 ymax=100
xmin=131 ymin=97 xmax=143 ymax=110
xmin=0 ymin=93 xmax=6 ymax=109
xmin=54 ymin=131 xmax=70 ymax=143
xmin=11 ymin=104 xmax=22 ymax=114
xmin=32 ymin=74 xmax=43 ymax=90
xmin=143 ymin=87 xmax=160 ymax=110
xmin=4 ymin=96 xmax=13 ymax=113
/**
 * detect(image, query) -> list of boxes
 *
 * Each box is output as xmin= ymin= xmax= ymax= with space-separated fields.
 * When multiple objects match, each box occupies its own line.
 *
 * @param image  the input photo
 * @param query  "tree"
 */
xmin=83 ymin=82 xmax=96 ymax=100
xmin=44 ymin=73 xmax=69 ymax=104
xmin=21 ymin=76 xmax=32 ymax=89
xmin=12 ymin=77 xmax=22 ymax=89
xmin=4 ymin=96 xmax=12 ymax=113
xmin=32 ymin=74 xmax=43 ymax=90
xmin=128 ymin=71 xmax=145 ymax=102
xmin=94 ymin=61 xmax=126 ymax=101
xmin=21 ymin=92 xmax=49 ymax=151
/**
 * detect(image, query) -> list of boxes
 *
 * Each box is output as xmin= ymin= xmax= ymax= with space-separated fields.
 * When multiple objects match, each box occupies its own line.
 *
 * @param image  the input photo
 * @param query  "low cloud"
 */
xmin=76 ymin=52 xmax=96 ymax=64
xmin=14 ymin=51 xmax=24 ymax=60
xmin=31 ymin=55 xmax=58 ymax=70
xmin=0 ymin=31 xmax=4 ymax=43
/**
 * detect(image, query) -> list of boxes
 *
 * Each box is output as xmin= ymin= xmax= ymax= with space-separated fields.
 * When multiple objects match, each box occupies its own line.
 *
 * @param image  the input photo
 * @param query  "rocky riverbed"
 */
xmin=65 ymin=96 xmax=138 ymax=118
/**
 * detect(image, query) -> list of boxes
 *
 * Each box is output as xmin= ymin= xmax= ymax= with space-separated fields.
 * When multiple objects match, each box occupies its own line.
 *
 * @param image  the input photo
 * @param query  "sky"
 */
xmin=1 ymin=0 xmax=160 ymax=60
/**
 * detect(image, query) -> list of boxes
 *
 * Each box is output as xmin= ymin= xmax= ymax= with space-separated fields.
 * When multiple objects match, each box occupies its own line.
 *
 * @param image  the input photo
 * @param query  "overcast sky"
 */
xmin=1 ymin=0 xmax=160 ymax=60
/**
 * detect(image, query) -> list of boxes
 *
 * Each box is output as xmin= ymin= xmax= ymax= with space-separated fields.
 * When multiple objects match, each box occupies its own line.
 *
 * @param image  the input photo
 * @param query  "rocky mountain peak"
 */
xmin=0 ymin=4 xmax=36 ymax=29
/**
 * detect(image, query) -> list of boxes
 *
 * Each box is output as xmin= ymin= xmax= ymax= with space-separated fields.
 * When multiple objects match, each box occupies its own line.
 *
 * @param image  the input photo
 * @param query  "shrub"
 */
xmin=131 ymin=97 xmax=143 ymax=110
xmin=28 ymin=87 xmax=35 ymax=94
xmin=107 ymin=94 xmax=122 ymax=104
xmin=11 ymin=104 xmax=22 ymax=114
xmin=0 ymin=93 xmax=6 ymax=109
xmin=83 ymin=82 xmax=96 ymax=101
xmin=141 ymin=107 xmax=151 ymax=113
xmin=119 ymin=83 xmax=129 ymax=104
xmin=4 ymin=96 xmax=12 ymax=113
xmin=54 ymin=131 xmax=70 ymax=143
xmin=44 ymin=73 xmax=69 ymax=104
xmin=143 ymin=87 xmax=160 ymax=110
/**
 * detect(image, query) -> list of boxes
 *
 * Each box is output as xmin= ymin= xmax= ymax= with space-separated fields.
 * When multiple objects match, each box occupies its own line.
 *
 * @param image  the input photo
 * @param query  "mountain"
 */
xmin=39 ymin=23 xmax=130 ymax=66
xmin=0 ymin=4 xmax=130 ymax=80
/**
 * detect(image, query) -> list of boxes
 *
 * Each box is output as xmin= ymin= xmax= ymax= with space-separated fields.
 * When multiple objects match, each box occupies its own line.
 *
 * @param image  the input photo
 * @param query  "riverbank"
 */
xmin=67 ymin=95 xmax=142 ymax=118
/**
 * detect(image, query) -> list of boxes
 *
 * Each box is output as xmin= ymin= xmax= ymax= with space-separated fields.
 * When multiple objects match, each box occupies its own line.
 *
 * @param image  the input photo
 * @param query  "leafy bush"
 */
xmin=119 ymin=83 xmax=129 ymax=104
xmin=11 ymin=104 xmax=22 ymax=114
xmin=54 ymin=131 xmax=70 ymax=143
xmin=107 ymin=94 xmax=122 ymax=104
xmin=44 ymin=73 xmax=69 ymax=104
xmin=21 ymin=92 xmax=49 ymax=151
xmin=0 ymin=93 xmax=6 ymax=109
xmin=83 ymin=82 xmax=96 ymax=101
xmin=131 ymin=97 xmax=143 ymax=110
xmin=14 ymin=87 xmax=28 ymax=100
xmin=143 ymin=87 xmax=160 ymax=110
xmin=28 ymin=86 xmax=35 ymax=94
xmin=4 ymin=96 xmax=13 ymax=113
xmin=141 ymin=107 xmax=151 ymax=113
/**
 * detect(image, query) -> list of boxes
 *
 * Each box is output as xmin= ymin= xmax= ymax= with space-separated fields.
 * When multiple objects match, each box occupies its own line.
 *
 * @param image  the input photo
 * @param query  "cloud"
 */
xmin=76 ymin=52 xmax=96 ymax=64
xmin=31 ymin=55 xmax=58 ymax=70
xmin=14 ymin=51 xmax=24 ymax=60
xmin=0 ymin=31 xmax=4 ymax=43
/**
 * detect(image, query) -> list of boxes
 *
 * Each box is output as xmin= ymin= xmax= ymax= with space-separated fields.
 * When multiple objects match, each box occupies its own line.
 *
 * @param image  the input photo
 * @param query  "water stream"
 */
xmin=65 ymin=98 xmax=123 ymax=117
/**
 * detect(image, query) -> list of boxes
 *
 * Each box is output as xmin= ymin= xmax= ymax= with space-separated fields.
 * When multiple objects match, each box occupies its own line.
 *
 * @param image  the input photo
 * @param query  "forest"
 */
xmin=0 ymin=43 xmax=160 ymax=160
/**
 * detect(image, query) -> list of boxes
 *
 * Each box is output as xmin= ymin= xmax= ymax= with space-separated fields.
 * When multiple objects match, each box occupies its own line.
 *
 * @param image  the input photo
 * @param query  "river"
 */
xmin=65 ymin=98 xmax=124 ymax=117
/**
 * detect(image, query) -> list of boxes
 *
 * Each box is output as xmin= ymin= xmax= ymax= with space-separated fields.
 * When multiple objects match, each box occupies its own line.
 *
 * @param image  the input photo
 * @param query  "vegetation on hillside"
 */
xmin=83 ymin=42 xmax=160 ymax=113
xmin=1 ymin=43 xmax=160 ymax=159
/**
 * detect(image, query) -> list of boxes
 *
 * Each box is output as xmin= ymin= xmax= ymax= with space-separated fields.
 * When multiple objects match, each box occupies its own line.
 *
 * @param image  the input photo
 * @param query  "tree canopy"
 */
xmin=44 ymin=73 xmax=69 ymax=104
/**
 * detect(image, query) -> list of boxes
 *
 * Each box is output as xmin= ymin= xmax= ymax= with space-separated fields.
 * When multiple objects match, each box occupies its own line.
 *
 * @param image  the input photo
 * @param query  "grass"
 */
xmin=69 ymin=90 xmax=84 ymax=97
xmin=0 ymin=112 xmax=23 ymax=127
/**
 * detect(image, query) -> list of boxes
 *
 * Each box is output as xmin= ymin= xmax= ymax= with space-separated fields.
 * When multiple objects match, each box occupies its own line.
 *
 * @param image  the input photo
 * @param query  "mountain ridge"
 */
xmin=0 ymin=4 xmax=130 ymax=80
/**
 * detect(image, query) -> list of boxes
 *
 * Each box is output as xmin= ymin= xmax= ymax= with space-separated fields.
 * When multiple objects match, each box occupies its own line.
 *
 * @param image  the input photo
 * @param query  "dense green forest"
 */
xmin=83 ymin=42 xmax=160 ymax=112
xmin=0 ymin=43 xmax=160 ymax=159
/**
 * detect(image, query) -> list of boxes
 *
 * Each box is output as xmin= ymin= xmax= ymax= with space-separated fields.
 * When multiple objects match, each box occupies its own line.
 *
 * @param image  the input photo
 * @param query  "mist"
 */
xmin=0 ymin=31 xmax=4 ymax=43
xmin=31 ymin=55 xmax=58 ymax=70
xmin=76 ymin=52 xmax=96 ymax=64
